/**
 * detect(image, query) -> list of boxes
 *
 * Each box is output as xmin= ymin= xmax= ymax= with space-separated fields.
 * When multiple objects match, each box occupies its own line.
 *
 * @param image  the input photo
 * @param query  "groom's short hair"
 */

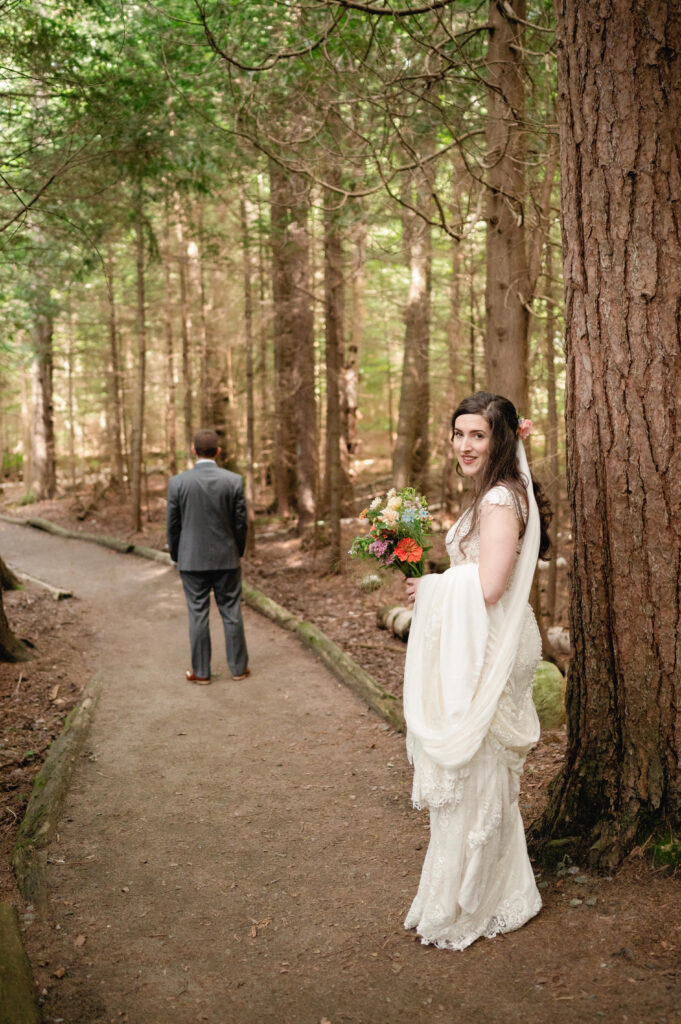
xmin=194 ymin=429 xmax=220 ymax=458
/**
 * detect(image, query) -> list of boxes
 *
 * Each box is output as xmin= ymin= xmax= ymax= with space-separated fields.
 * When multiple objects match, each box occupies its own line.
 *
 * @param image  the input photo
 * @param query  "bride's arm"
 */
xmin=478 ymin=504 xmax=520 ymax=605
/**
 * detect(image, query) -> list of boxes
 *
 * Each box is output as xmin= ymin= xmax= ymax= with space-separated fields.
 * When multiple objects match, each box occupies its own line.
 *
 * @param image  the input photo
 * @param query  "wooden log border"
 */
xmin=0 ymin=903 xmax=41 ymax=1024
xmin=0 ymin=513 xmax=404 ymax=732
xmin=11 ymin=675 xmax=102 ymax=911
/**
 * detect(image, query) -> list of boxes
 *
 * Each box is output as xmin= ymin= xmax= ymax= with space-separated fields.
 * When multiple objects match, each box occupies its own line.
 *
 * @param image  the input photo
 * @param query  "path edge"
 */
xmin=0 ymin=903 xmax=41 ymax=1024
xmin=0 ymin=513 xmax=404 ymax=731
xmin=11 ymin=673 xmax=103 ymax=912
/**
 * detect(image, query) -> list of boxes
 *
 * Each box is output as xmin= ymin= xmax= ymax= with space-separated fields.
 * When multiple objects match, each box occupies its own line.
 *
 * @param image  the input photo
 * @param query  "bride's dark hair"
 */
xmin=451 ymin=391 xmax=552 ymax=559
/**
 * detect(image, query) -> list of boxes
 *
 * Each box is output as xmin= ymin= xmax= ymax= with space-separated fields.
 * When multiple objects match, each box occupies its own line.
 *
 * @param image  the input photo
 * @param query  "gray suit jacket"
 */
xmin=166 ymin=461 xmax=247 ymax=571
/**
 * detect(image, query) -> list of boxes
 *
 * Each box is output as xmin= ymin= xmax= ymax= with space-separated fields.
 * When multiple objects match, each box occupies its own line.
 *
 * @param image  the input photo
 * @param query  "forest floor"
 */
xmin=0 ymin=479 xmax=680 ymax=1023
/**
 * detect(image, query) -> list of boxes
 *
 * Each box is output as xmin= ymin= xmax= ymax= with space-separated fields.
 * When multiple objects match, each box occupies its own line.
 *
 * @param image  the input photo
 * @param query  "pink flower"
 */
xmin=517 ymin=418 xmax=533 ymax=440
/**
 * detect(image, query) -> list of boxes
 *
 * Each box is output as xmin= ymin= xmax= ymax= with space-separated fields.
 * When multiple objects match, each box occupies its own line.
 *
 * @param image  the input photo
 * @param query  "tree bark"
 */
xmin=288 ymin=175 xmax=317 ymax=532
xmin=543 ymin=240 xmax=559 ymax=622
xmin=0 ymin=554 xmax=32 ymax=662
xmin=240 ymin=191 xmax=256 ymax=557
xmin=175 ymin=200 xmax=193 ymax=465
xmin=161 ymin=209 xmax=178 ymax=477
xmin=484 ymin=0 xmax=529 ymax=412
xmin=533 ymin=0 xmax=681 ymax=871
xmin=269 ymin=160 xmax=297 ymax=517
xmin=392 ymin=173 xmax=432 ymax=491
xmin=323 ymin=179 xmax=345 ymax=571
xmin=129 ymin=195 xmax=147 ymax=533
xmin=30 ymin=302 xmax=56 ymax=500
xmin=104 ymin=248 xmax=126 ymax=487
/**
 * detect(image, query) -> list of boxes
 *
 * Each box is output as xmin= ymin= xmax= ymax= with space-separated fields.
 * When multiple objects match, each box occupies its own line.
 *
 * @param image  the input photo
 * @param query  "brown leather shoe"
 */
xmin=231 ymin=667 xmax=250 ymax=681
xmin=186 ymin=670 xmax=211 ymax=685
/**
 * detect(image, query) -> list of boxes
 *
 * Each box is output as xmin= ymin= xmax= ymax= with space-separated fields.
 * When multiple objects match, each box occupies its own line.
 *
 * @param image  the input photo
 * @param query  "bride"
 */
xmin=403 ymin=391 xmax=552 ymax=950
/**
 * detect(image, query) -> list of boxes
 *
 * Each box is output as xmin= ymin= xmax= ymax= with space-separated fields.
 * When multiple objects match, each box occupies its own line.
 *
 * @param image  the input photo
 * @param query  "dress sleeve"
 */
xmin=480 ymin=485 xmax=526 ymax=522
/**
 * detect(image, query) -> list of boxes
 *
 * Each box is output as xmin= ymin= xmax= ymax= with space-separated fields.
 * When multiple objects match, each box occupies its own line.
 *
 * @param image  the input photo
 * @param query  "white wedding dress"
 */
xmin=404 ymin=485 xmax=543 ymax=950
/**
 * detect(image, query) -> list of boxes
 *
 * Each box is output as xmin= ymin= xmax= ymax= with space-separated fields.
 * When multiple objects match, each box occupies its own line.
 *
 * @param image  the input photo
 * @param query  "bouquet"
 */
xmin=349 ymin=486 xmax=432 ymax=578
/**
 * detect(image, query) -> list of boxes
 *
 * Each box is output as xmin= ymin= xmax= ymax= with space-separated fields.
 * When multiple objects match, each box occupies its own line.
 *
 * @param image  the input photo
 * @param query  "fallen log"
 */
xmin=0 ymin=904 xmax=41 ymax=1024
xmin=376 ymin=604 xmax=412 ymax=641
xmin=11 ymin=675 xmax=102 ymax=910
xmin=11 ymin=569 xmax=72 ymax=601
xmin=25 ymin=517 xmax=135 ymax=553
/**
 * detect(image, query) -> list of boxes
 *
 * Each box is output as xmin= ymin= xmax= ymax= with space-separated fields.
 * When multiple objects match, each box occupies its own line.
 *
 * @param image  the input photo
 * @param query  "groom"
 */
xmin=166 ymin=429 xmax=249 ymax=684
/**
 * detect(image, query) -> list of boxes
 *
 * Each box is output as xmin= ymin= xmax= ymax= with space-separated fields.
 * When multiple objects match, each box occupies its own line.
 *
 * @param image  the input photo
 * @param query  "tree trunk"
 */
xmin=240 ymin=192 xmax=256 ymax=557
xmin=484 ymin=0 xmax=529 ymax=412
xmin=543 ymin=240 xmax=559 ymax=622
xmin=323 ymin=180 xmax=345 ymax=571
xmin=0 ymin=554 xmax=32 ymax=663
xmin=30 ymin=304 xmax=56 ymax=500
xmin=344 ymin=218 xmax=366 ymax=461
xmin=130 ymin=196 xmax=147 ymax=533
xmin=161 ymin=209 xmax=178 ymax=477
xmin=269 ymin=160 xmax=297 ymax=517
xmin=533 ymin=0 xmax=681 ymax=871
xmin=175 ymin=200 xmax=193 ymax=465
xmin=392 ymin=175 xmax=431 ymax=492
xmin=288 ymin=176 xmax=317 ymax=532
xmin=104 ymin=248 xmax=126 ymax=487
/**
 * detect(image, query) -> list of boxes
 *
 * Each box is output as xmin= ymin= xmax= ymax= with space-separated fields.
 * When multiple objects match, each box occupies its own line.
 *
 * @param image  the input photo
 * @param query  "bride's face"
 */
xmin=452 ymin=414 xmax=491 ymax=480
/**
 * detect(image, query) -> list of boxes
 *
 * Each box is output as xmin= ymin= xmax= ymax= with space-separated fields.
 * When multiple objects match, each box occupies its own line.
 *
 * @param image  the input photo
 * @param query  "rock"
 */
xmin=569 ymin=898 xmax=583 ymax=908
xmin=532 ymin=661 xmax=566 ymax=728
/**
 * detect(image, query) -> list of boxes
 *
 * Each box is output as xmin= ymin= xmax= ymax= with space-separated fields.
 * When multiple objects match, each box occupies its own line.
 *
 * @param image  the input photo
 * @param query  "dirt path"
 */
xmin=2 ymin=520 xmax=680 ymax=1024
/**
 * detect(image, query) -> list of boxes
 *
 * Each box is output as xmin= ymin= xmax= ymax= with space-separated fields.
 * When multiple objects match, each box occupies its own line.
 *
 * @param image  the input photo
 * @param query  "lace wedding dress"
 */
xmin=404 ymin=485 xmax=543 ymax=950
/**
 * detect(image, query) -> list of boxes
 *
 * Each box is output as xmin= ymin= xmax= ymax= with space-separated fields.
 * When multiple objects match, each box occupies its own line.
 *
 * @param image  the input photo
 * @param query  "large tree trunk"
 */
xmin=533 ymin=0 xmax=681 ymax=871
xmin=392 ymin=174 xmax=432 ymax=491
xmin=484 ymin=0 xmax=529 ymax=412
xmin=30 ymin=304 xmax=56 ymax=500
xmin=130 ymin=197 xmax=147 ymax=533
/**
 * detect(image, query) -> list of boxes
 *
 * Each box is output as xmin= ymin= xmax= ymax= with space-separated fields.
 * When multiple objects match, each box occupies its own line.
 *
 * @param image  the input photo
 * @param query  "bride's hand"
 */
xmin=404 ymin=577 xmax=421 ymax=604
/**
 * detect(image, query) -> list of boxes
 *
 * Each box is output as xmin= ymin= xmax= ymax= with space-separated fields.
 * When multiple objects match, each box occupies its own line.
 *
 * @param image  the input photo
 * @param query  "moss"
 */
xmin=532 ymin=661 xmax=566 ymax=728
xmin=652 ymin=834 xmax=681 ymax=868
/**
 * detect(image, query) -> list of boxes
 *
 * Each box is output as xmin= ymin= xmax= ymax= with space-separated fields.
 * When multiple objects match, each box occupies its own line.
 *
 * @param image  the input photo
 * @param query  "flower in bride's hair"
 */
xmin=517 ymin=418 xmax=533 ymax=440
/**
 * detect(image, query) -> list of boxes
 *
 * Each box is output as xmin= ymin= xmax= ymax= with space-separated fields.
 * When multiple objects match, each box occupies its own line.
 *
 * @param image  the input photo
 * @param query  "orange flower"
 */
xmin=395 ymin=537 xmax=423 ymax=563
xmin=359 ymin=508 xmax=369 ymax=519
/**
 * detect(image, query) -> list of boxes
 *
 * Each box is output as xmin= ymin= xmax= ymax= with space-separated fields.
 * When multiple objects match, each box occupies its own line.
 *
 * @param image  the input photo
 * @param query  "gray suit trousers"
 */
xmin=180 ymin=568 xmax=248 ymax=678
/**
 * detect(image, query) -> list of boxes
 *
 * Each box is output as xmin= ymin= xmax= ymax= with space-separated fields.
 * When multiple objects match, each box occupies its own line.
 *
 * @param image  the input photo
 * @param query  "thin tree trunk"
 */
xmin=130 ymin=194 xmax=147 ymax=533
xmin=240 ymin=192 xmax=256 ymax=557
xmin=104 ymin=248 xmax=125 ymax=486
xmin=162 ymin=208 xmax=178 ymax=477
xmin=533 ymin=0 xmax=681 ymax=870
xmin=344 ymin=218 xmax=365 ymax=461
xmin=66 ymin=311 xmax=76 ymax=489
xmin=323 ymin=179 xmax=345 ymax=571
xmin=175 ymin=200 xmax=193 ymax=464
xmin=288 ymin=175 xmax=317 ymax=532
xmin=392 ymin=174 xmax=432 ymax=491
xmin=269 ymin=160 xmax=297 ymax=518
xmin=544 ymin=240 xmax=559 ymax=621
xmin=30 ymin=304 xmax=56 ymax=500
xmin=484 ymin=0 xmax=529 ymax=412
